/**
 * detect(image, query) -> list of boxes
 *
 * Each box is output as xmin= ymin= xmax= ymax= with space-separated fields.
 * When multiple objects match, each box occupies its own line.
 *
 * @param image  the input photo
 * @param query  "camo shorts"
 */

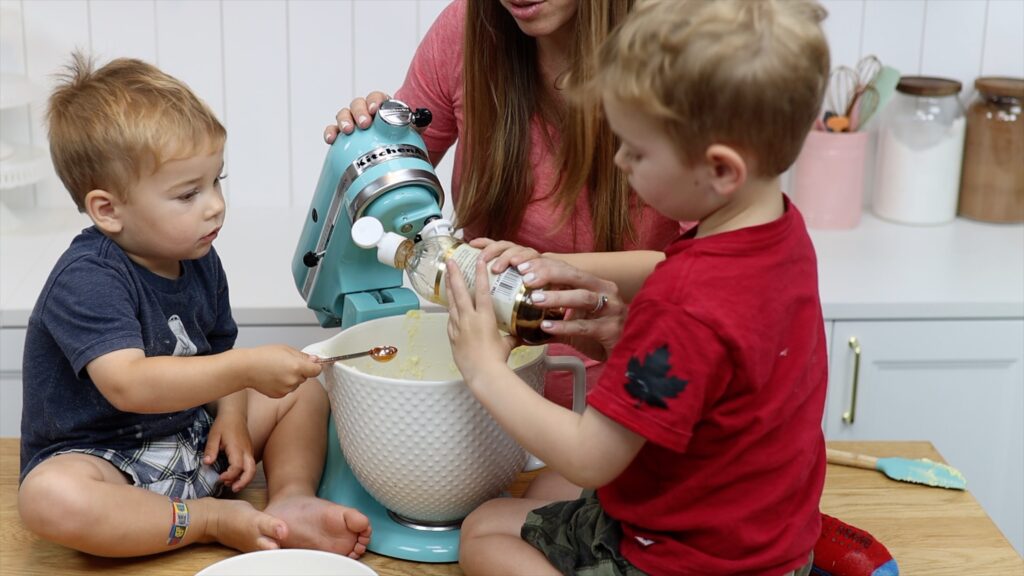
xmin=55 ymin=409 xmax=228 ymax=500
xmin=523 ymin=491 xmax=814 ymax=576
xmin=522 ymin=491 xmax=647 ymax=576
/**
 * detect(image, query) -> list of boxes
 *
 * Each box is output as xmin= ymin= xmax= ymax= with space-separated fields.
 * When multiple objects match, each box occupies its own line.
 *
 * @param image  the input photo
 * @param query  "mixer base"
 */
xmin=318 ymin=418 xmax=460 ymax=563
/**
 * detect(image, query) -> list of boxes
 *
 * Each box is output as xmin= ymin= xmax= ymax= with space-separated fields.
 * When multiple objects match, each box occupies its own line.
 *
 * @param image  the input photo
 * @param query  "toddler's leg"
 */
xmin=18 ymin=453 xmax=285 ymax=557
xmin=247 ymin=379 xmax=371 ymax=558
xmin=523 ymin=469 xmax=583 ymax=501
xmin=460 ymin=497 xmax=560 ymax=576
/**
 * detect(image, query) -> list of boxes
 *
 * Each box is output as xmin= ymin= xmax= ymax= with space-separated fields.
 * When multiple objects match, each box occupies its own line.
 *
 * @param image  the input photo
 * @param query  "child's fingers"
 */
xmin=203 ymin=433 xmax=221 ymax=465
xmin=219 ymin=464 xmax=240 ymax=483
xmin=473 ymin=257 xmax=493 ymax=307
xmin=445 ymin=260 xmax=474 ymax=313
xmin=232 ymin=453 xmax=257 ymax=492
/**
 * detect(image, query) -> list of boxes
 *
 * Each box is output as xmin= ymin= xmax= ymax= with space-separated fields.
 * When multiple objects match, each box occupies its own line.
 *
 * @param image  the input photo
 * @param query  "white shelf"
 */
xmin=0 ymin=74 xmax=35 ymax=110
xmin=0 ymin=144 xmax=48 ymax=190
xmin=0 ymin=6 xmax=21 ymax=41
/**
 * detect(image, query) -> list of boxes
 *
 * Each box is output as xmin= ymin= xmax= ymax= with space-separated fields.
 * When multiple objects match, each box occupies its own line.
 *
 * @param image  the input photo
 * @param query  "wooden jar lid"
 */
xmin=896 ymin=76 xmax=962 ymax=97
xmin=974 ymin=77 xmax=1024 ymax=99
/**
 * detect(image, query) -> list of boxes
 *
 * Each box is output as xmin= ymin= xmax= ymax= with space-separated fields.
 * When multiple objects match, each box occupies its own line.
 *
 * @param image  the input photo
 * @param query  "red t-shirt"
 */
xmin=395 ymin=0 xmax=682 ymax=408
xmin=589 ymin=198 xmax=827 ymax=576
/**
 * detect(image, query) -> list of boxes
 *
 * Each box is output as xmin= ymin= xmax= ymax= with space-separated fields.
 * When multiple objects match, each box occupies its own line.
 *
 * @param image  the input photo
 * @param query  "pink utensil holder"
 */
xmin=791 ymin=130 xmax=869 ymax=229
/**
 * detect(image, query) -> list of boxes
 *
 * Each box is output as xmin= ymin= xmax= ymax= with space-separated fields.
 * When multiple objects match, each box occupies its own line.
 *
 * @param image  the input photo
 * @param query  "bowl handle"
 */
xmin=542 ymin=355 xmax=587 ymax=415
xmin=523 ymin=355 xmax=588 ymax=471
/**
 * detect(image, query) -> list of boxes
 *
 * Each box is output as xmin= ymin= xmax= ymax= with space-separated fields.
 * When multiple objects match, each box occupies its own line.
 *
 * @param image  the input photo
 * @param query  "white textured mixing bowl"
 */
xmin=306 ymin=311 xmax=584 ymax=524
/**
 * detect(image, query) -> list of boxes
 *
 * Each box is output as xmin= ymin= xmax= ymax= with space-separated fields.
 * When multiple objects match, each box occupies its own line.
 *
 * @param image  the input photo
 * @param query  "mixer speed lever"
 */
xmin=302 ymin=250 xmax=325 ymax=267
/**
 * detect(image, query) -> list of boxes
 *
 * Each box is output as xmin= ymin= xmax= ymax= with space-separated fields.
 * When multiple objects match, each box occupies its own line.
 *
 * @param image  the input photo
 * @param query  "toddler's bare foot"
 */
xmin=264 ymin=495 xmax=372 ymax=558
xmin=203 ymin=498 xmax=287 ymax=552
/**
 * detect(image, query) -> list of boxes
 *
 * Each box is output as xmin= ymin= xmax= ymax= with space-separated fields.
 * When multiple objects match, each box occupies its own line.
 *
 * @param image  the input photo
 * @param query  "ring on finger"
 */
xmin=591 ymin=294 xmax=609 ymax=314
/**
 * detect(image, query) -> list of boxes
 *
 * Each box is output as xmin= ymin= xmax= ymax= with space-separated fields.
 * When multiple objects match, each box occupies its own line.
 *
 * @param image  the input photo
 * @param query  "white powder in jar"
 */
xmin=873 ymin=117 xmax=966 ymax=224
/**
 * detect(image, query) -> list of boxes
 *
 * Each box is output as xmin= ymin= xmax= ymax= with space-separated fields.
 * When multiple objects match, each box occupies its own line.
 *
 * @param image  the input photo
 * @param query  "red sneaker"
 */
xmin=812 ymin=514 xmax=899 ymax=576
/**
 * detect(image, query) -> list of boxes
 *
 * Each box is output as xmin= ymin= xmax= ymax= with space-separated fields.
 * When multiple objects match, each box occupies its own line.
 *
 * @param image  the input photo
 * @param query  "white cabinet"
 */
xmin=234 ymin=324 xmax=341 ymax=351
xmin=0 ymin=328 xmax=25 ymax=437
xmin=824 ymin=319 xmax=1024 ymax=555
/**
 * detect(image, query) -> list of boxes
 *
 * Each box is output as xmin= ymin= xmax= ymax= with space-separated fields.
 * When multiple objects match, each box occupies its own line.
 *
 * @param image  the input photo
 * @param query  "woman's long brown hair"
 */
xmin=460 ymin=0 xmax=636 ymax=252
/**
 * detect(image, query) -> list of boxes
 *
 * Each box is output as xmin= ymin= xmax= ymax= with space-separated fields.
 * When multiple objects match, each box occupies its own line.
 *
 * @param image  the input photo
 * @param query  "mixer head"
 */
xmin=292 ymin=100 xmax=444 ymax=328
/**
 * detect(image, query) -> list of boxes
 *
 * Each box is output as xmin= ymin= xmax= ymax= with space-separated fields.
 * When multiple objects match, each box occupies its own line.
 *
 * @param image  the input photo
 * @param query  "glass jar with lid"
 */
xmin=872 ymin=76 xmax=965 ymax=225
xmin=958 ymin=77 xmax=1024 ymax=223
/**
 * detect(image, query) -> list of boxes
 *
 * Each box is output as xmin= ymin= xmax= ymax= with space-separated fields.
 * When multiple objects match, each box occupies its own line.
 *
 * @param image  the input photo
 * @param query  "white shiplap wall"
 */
xmin=0 ymin=0 xmax=449 ymax=212
xmin=1 ymin=0 xmax=1022 ymax=214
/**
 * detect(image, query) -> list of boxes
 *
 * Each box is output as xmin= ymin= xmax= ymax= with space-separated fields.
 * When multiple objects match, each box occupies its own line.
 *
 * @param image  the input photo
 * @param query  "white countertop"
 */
xmin=2 ymin=206 xmax=1022 ymax=327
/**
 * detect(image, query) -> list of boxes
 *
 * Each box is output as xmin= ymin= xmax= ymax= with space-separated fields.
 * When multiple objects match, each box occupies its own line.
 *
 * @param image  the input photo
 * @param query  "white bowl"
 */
xmin=306 ymin=311 xmax=585 ymax=524
xmin=195 ymin=549 xmax=378 ymax=576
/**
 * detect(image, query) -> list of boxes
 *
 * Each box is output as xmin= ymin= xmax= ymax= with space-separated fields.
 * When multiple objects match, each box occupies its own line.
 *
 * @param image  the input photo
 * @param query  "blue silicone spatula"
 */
xmin=826 ymin=447 xmax=967 ymax=490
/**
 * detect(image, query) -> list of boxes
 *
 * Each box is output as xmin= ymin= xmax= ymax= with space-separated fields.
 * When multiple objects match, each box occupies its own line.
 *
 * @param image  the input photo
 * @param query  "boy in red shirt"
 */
xmin=445 ymin=0 xmax=831 ymax=574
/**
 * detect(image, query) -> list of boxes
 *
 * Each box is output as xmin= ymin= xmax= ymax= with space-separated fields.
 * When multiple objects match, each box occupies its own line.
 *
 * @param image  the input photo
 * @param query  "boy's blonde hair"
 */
xmin=47 ymin=53 xmax=226 ymax=211
xmin=592 ymin=0 xmax=830 ymax=177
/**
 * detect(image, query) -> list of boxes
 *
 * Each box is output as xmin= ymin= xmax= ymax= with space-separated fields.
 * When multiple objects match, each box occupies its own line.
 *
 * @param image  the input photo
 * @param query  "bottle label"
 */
xmin=444 ymin=244 xmax=519 ymax=334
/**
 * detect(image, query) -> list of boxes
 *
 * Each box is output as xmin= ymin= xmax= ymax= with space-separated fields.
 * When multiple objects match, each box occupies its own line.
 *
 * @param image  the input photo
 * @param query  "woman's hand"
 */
xmin=324 ymin=90 xmax=391 ymax=143
xmin=470 ymin=237 xmax=541 ymax=275
xmin=517 ymin=257 xmax=626 ymax=362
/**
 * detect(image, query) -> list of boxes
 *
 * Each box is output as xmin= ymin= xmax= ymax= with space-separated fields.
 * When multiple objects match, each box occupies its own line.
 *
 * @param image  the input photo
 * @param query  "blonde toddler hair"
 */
xmin=47 ymin=52 xmax=226 ymax=211
xmin=592 ymin=0 xmax=830 ymax=177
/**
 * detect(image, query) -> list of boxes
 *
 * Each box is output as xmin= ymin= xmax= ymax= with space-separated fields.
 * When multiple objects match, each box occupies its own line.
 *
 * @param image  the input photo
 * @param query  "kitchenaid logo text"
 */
xmin=354 ymin=145 xmax=428 ymax=172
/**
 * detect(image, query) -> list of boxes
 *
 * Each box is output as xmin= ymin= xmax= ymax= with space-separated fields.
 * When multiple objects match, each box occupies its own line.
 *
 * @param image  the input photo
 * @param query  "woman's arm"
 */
xmin=546 ymin=250 xmax=664 ymax=302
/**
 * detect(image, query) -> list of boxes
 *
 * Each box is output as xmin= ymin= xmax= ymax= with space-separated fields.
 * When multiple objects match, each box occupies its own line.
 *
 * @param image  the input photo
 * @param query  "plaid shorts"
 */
xmin=55 ymin=409 xmax=228 ymax=500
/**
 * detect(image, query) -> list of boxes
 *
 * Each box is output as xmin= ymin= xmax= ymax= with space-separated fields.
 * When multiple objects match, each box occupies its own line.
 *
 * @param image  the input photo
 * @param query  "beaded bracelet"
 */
xmin=167 ymin=497 xmax=190 ymax=546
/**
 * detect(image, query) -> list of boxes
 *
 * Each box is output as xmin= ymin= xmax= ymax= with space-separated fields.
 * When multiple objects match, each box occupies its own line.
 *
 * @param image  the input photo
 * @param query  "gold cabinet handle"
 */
xmin=842 ymin=336 xmax=862 ymax=424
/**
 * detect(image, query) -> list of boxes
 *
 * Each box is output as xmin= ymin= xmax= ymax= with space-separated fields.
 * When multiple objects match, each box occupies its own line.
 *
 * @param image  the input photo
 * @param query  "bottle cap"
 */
xmin=375 ymin=232 xmax=410 ymax=268
xmin=421 ymin=218 xmax=454 ymax=239
xmin=351 ymin=217 xmax=385 ymax=249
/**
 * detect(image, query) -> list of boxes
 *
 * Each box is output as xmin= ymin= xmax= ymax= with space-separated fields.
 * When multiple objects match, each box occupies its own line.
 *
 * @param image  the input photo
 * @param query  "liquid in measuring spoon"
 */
xmin=368 ymin=345 xmax=398 ymax=362
xmin=316 ymin=345 xmax=398 ymax=365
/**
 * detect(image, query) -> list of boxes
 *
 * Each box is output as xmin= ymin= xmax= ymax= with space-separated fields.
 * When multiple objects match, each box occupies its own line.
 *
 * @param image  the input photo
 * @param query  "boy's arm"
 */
xmin=86 ymin=345 xmax=319 ymax=414
xmin=468 ymin=363 xmax=645 ymax=488
xmin=446 ymin=257 xmax=645 ymax=488
xmin=212 ymin=388 xmax=248 ymax=422
xmin=205 ymin=390 xmax=257 ymax=492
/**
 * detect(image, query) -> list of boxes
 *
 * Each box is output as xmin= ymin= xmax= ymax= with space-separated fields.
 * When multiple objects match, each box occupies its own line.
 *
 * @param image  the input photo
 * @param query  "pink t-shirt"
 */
xmin=396 ymin=0 xmax=682 ymax=407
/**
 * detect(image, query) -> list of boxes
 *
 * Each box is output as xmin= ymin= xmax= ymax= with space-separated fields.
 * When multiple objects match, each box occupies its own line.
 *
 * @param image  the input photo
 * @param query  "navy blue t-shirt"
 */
xmin=20 ymin=226 xmax=237 ymax=481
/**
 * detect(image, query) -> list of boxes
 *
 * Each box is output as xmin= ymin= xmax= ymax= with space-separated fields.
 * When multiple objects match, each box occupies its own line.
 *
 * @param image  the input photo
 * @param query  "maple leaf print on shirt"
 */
xmin=625 ymin=345 xmax=688 ymax=409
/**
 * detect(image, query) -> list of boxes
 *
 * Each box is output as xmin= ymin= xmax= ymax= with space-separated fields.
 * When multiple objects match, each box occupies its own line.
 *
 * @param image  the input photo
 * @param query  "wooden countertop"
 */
xmin=1 ymin=439 xmax=1020 ymax=575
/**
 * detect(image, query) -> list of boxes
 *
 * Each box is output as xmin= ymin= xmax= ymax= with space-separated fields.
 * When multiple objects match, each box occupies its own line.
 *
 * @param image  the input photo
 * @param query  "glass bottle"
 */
xmin=958 ymin=77 xmax=1024 ymax=223
xmin=353 ymin=217 xmax=563 ymax=344
xmin=872 ymin=76 xmax=965 ymax=225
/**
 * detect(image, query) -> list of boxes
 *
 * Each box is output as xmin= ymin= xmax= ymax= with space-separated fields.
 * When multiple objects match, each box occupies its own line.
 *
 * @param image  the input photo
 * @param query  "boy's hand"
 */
xmin=445 ymin=258 xmax=516 ymax=386
xmin=205 ymin=405 xmax=256 ymax=493
xmin=244 ymin=345 xmax=322 ymax=398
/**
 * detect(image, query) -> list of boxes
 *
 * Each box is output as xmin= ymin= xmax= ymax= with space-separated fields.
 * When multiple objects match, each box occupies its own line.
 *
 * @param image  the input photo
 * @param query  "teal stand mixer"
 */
xmin=292 ymin=100 xmax=460 ymax=562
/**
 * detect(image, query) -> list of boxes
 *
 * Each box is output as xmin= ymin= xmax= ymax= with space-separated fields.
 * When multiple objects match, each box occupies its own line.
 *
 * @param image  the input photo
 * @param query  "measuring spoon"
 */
xmin=316 ymin=345 xmax=398 ymax=365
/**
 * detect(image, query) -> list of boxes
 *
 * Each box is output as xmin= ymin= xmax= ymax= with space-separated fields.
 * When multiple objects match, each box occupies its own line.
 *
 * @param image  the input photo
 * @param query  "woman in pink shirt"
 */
xmin=325 ymin=0 xmax=681 ymax=409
